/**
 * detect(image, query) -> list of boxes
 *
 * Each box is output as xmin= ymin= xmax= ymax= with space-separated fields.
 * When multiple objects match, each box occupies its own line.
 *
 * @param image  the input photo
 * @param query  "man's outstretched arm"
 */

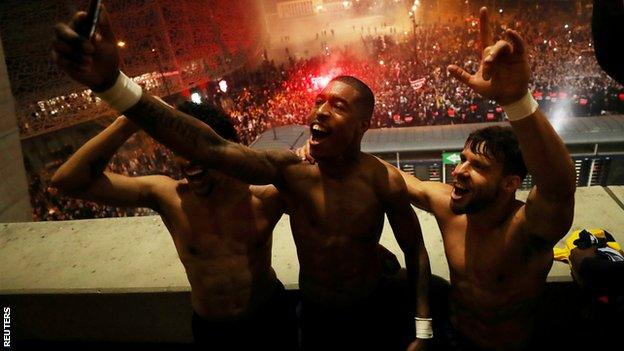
xmin=447 ymin=7 xmax=575 ymax=243
xmin=52 ymin=10 xmax=300 ymax=187
xmin=51 ymin=116 xmax=167 ymax=210
xmin=372 ymin=156 xmax=450 ymax=214
xmin=123 ymin=94 xmax=299 ymax=186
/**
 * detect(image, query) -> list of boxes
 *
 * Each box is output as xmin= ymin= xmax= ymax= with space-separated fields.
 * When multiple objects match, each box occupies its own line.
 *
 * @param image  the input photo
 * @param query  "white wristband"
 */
xmin=415 ymin=317 xmax=433 ymax=339
xmin=95 ymin=71 xmax=143 ymax=112
xmin=502 ymin=90 xmax=539 ymax=121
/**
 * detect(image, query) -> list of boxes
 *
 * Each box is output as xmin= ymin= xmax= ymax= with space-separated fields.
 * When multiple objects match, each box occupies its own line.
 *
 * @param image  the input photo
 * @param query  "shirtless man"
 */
xmin=391 ymin=8 xmax=576 ymax=350
xmin=52 ymin=10 xmax=431 ymax=351
xmin=302 ymin=8 xmax=575 ymax=349
xmin=50 ymin=102 xmax=298 ymax=350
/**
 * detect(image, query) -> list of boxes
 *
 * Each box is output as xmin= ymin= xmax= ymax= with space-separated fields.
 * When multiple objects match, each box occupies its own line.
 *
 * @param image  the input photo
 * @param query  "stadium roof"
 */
xmin=251 ymin=115 xmax=624 ymax=153
xmin=250 ymin=125 xmax=310 ymax=150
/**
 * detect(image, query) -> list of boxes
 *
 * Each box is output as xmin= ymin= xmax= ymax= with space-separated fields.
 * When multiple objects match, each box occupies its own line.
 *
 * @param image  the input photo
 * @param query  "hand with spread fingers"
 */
xmin=52 ymin=9 xmax=120 ymax=91
xmin=447 ymin=7 xmax=530 ymax=105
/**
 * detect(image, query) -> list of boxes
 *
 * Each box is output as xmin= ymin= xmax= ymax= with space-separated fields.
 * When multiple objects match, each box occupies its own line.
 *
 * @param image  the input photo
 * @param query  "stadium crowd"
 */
xmin=27 ymin=4 xmax=624 ymax=220
xmin=211 ymin=4 xmax=622 ymax=141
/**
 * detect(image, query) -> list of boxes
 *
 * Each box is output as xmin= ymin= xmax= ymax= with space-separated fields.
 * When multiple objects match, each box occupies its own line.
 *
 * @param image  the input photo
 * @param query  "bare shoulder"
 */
xmin=361 ymin=154 xmax=408 ymax=201
xmin=148 ymin=176 xmax=186 ymax=202
xmin=363 ymin=153 xmax=395 ymax=174
xmin=264 ymin=148 xmax=312 ymax=184
xmin=265 ymin=148 xmax=304 ymax=170
xmin=423 ymin=181 xmax=453 ymax=209
xmin=360 ymin=153 xmax=391 ymax=178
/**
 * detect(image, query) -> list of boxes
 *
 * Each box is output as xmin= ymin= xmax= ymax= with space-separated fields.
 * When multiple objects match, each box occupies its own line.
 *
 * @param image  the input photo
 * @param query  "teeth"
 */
xmin=186 ymin=169 xmax=203 ymax=176
xmin=312 ymin=124 xmax=327 ymax=132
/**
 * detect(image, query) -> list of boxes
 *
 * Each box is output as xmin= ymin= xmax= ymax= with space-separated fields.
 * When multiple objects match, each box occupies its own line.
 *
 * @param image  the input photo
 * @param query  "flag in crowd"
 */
xmin=410 ymin=77 xmax=426 ymax=90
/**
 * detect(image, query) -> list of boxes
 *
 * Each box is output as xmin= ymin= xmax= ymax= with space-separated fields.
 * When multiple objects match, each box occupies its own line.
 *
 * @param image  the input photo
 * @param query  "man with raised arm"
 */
xmin=52 ymin=9 xmax=431 ymax=351
xmin=50 ymin=102 xmax=298 ymax=350
xmin=400 ymin=8 xmax=576 ymax=350
xmin=296 ymin=6 xmax=576 ymax=350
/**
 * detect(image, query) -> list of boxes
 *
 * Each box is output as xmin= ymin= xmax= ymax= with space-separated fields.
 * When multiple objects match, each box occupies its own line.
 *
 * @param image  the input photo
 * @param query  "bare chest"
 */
xmin=289 ymin=174 xmax=384 ymax=242
xmin=161 ymin=197 xmax=273 ymax=260
xmin=441 ymin=219 xmax=534 ymax=290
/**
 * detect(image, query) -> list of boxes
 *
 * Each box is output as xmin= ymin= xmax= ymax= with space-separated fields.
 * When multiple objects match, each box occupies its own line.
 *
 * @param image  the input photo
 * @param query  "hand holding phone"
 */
xmin=53 ymin=1 xmax=120 ymax=91
xmin=77 ymin=0 xmax=102 ymax=39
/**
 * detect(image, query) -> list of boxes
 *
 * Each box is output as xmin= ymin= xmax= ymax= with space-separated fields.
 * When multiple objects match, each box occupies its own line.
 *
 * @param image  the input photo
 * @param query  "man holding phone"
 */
xmin=76 ymin=0 xmax=102 ymax=39
xmin=52 ymin=7 xmax=431 ymax=351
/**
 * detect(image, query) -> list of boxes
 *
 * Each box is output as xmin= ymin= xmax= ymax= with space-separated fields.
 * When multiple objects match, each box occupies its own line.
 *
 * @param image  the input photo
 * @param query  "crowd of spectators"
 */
xmin=27 ymin=4 xmax=624 ymax=221
xmin=206 ymin=5 xmax=622 ymax=142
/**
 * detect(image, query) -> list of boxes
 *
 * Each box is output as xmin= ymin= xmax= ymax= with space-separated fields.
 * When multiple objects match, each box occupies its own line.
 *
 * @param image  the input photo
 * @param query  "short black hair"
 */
xmin=465 ymin=126 xmax=527 ymax=180
xmin=330 ymin=75 xmax=375 ymax=120
xmin=177 ymin=101 xmax=240 ymax=143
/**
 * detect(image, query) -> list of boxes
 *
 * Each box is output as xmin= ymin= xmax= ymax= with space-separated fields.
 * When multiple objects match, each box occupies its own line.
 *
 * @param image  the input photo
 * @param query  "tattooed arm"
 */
xmin=123 ymin=94 xmax=300 ymax=186
xmin=51 ymin=116 xmax=169 ymax=210
xmin=52 ymin=11 xmax=300 ymax=187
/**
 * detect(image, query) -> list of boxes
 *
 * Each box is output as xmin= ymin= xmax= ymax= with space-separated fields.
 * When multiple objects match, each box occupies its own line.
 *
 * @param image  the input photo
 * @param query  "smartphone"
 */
xmin=77 ymin=0 xmax=102 ymax=39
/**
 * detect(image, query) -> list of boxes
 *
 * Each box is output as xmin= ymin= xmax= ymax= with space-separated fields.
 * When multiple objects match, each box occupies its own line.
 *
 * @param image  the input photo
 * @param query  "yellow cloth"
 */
xmin=553 ymin=229 xmax=621 ymax=264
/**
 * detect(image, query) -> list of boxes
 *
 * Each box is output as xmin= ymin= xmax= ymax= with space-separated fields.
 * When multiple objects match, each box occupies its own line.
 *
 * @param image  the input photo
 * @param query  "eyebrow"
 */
xmin=330 ymin=96 xmax=350 ymax=107
xmin=316 ymin=93 xmax=351 ymax=108
xmin=461 ymin=151 xmax=491 ymax=167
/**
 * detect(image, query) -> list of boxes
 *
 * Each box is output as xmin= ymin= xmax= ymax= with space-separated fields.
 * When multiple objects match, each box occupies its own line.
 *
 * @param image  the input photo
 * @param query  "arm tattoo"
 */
xmin=123 ymin=94 xmax=300 ymax=185
xmin=125 ymin=94 xmax=221 ymax=151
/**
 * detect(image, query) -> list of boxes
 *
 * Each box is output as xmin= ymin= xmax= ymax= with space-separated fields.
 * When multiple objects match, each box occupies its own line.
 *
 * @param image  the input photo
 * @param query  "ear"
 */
xmin=360 ymin=118 xmax=370 ymax=132
xmin=502 ymin=175 xmax=521 ymax=193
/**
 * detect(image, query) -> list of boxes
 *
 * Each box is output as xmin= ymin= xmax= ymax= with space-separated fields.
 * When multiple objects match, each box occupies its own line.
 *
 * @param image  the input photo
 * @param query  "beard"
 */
xmin=450 ymin=187 xmax=499 ymax=215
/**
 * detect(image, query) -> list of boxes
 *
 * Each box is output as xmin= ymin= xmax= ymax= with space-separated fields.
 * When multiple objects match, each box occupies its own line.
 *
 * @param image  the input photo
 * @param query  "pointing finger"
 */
xmin=479 ymin=7 xmax=492 ymax=50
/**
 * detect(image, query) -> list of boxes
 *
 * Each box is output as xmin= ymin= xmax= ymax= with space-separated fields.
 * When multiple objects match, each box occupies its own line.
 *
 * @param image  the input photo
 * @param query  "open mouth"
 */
xmin=310 ymin=123 xmax=332 ymax=143
xmin=451 ymin=183 xmax=470 ymax=200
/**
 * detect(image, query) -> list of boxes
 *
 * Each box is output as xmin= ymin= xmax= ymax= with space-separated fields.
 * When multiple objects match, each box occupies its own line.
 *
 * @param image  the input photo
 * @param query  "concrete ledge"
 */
xmin=607 ymin=185 xmax=624 ymax=208
xmin=1 ymin=186 xmax=623 ymax=343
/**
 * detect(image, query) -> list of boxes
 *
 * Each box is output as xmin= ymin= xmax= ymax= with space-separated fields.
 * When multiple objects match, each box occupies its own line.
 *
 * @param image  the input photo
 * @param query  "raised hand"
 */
xmin=52 ymin=9 xmax=120 ymax=91
xmin=447 ymin=7 xmax=530 ymax=105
